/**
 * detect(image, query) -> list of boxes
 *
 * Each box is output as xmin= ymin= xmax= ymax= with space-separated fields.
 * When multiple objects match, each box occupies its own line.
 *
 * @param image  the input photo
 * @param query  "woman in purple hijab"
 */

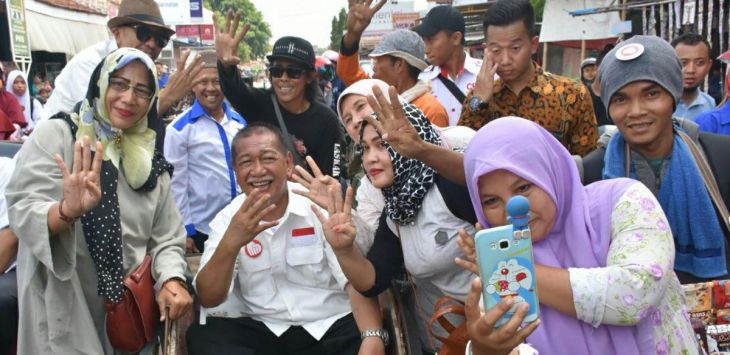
xmin=460 ymin=117 xmax=698 ymax=354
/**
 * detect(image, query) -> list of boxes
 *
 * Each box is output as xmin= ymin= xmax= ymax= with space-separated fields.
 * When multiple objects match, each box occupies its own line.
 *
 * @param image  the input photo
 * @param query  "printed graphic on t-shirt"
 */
xmin=290 ymin=134 xmax=308 ymax=158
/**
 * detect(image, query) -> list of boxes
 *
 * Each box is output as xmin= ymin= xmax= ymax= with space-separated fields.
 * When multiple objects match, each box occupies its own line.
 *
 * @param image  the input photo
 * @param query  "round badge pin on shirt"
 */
xmin=615 ymin=43 xmax=645 ymax=61
xmin=244 ymin=240 xmax=263 ymax=258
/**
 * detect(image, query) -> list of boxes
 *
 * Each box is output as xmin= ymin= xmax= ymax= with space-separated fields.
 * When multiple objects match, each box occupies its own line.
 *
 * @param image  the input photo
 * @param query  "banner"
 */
xmin=176 ymin=25 xmax=200 ymax=38
xmin=7 ymin=0 xmax=31 ymax=57
xmin=6 ymin=0 xmax=32 ymax=75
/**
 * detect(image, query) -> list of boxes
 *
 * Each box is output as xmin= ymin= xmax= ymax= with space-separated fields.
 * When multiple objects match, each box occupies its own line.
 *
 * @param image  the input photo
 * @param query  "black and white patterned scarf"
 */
xmin=360 ymin=103 xmax=441 ymax=225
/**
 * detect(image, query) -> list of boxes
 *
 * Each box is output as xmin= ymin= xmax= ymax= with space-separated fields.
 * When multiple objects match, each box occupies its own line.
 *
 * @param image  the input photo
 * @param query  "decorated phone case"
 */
xmin=475 ymin=225 xmax=540 ymax=328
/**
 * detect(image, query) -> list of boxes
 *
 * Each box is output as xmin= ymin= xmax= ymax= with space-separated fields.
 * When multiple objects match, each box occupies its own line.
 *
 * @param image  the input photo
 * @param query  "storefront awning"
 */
xmin=25 ymin=0 xmax=108 ymax=55
xmin=540 ymin=0 xmax=620 ymax=43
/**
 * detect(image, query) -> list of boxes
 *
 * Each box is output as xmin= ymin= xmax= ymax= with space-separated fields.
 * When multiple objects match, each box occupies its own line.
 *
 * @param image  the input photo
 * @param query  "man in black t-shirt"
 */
xmin=214 ymin=11 xmax=343 ymax=177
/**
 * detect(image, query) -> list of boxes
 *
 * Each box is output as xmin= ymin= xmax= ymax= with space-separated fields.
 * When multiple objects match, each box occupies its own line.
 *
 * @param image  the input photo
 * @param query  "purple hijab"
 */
xmin=464 ymin=117 xmax=642 ymax=354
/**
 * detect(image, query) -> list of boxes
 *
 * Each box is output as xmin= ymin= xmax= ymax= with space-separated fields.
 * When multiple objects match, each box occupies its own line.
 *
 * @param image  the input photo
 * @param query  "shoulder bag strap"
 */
xmin=437 ymin=74 xmax=466 ymax=104
xmin=394 ymin=224 xmax=437 ymax=350
xmin=677 ymin=130 xmax=730 ymax=234
xmin=270 ymin=94 xmax=306 ymax=167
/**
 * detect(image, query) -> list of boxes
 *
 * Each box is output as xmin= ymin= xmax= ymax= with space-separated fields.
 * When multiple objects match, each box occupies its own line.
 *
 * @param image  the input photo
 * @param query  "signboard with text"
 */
xmin=392 ymin=13 xmax=419 ymax=30
xmin=156 ymin=0 xmax=190 ymax=25
xmin=175 ymin=24 xmax=215 ymax=45
xmin=6 ymin=0 xmax=32 ymax=74
xmin=363 ymin=0 xmax=419 ymax=38
xmin=189 ymin=0 xmax=203 ymax=22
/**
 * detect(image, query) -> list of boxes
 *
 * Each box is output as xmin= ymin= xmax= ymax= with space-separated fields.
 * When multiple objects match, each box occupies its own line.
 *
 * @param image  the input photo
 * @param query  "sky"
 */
xmin=249 ymin=0 xmax=350 ymax=49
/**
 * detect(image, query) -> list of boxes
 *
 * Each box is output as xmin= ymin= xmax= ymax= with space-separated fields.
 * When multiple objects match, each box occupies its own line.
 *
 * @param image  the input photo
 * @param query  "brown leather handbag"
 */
xmin=104 ymin=255 xmax=160 ymax=353
xmin=429 ymin=295 xmax=468 ymax=355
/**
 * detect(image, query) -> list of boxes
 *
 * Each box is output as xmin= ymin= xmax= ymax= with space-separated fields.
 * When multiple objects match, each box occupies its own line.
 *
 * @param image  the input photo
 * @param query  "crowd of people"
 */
xmin=1 ymin=0 xmax=730 ymax=354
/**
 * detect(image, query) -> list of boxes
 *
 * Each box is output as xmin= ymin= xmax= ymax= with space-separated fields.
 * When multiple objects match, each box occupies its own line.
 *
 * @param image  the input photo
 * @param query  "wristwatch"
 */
xmin=468 ymin=95 xmax=487 ymax=111
xmin=361 ymin=329 xmax=390 ymax=346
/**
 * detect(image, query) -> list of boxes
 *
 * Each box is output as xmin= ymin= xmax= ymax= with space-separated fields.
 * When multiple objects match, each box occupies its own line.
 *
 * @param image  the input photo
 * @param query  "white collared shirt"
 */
xmin=43 ymin=39 xmax=118 ymax=119
xmin=164 ymin=99 xmax=246 ymax=236
xmin=196 ymin=182 xmax=352 ymax=340
xmin=419 ymin=52 xmax=482 ymax=126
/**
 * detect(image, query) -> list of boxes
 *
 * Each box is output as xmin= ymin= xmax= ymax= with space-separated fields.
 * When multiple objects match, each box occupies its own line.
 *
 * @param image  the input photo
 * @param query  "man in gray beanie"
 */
xmin=583 ymin=35 xmax=730 ymax=284
xmin=337 ymin=0 xmax=448 ymax=127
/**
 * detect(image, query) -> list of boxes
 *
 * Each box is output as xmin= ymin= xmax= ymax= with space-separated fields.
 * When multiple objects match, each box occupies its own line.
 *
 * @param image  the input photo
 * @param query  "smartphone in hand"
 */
xmin=474 ymin=197 xmax=539 ymax=328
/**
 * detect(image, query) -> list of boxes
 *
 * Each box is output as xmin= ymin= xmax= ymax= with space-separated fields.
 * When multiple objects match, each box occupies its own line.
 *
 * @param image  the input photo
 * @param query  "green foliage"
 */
xmin=204 ymin=0 xmax=272 ymax=61
xmin=530 ymin=0 xmax=545 ymax=22
xmin=329 ymin=7 xmax=347 ymax=50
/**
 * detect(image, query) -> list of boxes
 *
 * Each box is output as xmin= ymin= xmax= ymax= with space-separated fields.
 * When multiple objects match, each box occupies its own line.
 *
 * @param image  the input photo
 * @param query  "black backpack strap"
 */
xmin=437 ymin=74 xmax=466 ymax=104
xmin=50 ymin=112 xmax=78 ymax=137
xmin=581 ymin=147 xmax=606 ymax=185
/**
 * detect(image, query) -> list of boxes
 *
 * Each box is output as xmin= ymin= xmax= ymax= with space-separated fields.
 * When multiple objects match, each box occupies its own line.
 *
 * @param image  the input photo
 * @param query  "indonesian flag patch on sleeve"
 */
xmin=291 ymin=227 xmax=317 ymax=246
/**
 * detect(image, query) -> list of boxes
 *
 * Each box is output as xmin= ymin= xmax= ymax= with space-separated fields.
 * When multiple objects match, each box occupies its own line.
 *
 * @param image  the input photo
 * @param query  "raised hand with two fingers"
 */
xmin=291 ymin=156 xmax=340 ymax=210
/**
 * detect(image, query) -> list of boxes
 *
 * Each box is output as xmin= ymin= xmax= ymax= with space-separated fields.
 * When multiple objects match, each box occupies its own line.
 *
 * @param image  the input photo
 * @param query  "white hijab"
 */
xmin=5 ymin=70 xmax=31 ymax=125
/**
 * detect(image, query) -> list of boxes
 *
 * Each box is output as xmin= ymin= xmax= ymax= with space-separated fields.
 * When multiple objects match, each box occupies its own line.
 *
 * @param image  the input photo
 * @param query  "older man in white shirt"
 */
xmin=188 ymin=123 xmax=387 ymax=355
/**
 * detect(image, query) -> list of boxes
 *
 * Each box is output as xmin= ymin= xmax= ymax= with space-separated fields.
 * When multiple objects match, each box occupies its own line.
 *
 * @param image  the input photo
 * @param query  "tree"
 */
xmin=329 ymin=8 xmax=347 ymax=50
xmin=204 ymin=0 xmax=272 ymax=61
xmin=530 ymin=0 xmax=545 ymax=23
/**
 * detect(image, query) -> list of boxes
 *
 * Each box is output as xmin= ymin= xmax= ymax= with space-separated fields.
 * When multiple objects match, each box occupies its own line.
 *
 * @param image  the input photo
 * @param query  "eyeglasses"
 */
xmin=268 ymin=66 xmax=306 ymax=79
xmin=130 ymin=24 xmax=170 ymax=48
xmin=108 ymin=77 xmax=154 ymax=100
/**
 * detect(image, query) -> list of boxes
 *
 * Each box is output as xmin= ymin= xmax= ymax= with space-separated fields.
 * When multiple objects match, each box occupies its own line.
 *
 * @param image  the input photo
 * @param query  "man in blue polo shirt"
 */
xmin=165 ymin=50 xmax=247 ymax=252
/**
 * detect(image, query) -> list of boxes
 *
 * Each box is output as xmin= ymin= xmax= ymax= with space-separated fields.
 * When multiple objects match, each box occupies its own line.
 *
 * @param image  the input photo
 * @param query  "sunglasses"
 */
xmin=268 ymin=66 xmax=307 ymax=79
xmin=130 ymin=24 xmax=170 ymax=48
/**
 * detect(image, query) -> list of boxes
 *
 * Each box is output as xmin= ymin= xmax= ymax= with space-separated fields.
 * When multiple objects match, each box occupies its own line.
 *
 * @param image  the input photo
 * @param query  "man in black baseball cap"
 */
xmin=412 ymin=5 xmax=465 ymax=38
xmin=267 ymin=36 xmax=316 ymax=70
xmin=413 ymin=5 xmax=481 ymax=126
xmin=214 ymin=11 xmax=344 ymax=179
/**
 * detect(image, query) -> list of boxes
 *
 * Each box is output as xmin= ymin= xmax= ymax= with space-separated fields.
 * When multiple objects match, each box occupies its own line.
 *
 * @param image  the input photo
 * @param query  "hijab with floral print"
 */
xmin=74 ymin=47 xmax=158 ymax=190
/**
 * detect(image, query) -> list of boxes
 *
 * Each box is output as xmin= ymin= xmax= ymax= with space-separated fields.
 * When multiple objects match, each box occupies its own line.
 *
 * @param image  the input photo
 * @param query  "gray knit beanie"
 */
xmin=599 ymin=35 xmax=682 ymax=114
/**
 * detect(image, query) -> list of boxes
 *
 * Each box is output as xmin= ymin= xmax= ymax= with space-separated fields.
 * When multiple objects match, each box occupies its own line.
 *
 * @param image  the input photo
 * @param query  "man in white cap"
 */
xmin=338 ymin=0 xmax=448 ymax=127
xmin=44 ymin=0 xmax=204 ymax=135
